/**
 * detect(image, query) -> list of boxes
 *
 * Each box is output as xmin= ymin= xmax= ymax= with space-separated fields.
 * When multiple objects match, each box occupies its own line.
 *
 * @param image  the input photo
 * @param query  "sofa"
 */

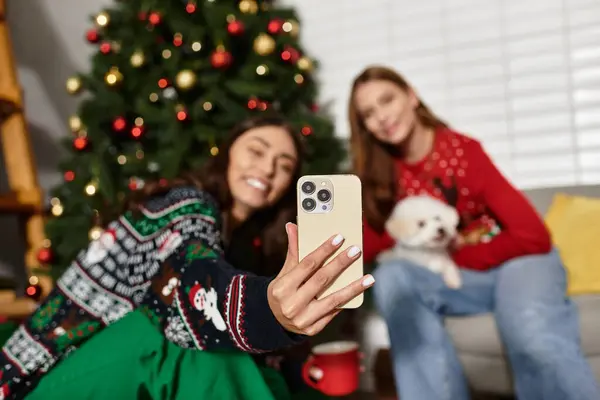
xmin=359 ymin=185 xmax=600 ymax=396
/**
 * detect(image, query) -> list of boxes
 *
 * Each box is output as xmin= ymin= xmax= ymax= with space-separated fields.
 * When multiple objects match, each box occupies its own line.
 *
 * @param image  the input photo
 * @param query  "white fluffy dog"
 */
xmin=378 ymin=195 xmax=462 ymax=289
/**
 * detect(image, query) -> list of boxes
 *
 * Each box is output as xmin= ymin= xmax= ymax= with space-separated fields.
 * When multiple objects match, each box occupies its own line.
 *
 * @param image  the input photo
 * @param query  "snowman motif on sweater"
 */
xmin=84 ymin=229 xmax=117 ymax=265
xmin=189 ymin=283 xmax=226 ymax=331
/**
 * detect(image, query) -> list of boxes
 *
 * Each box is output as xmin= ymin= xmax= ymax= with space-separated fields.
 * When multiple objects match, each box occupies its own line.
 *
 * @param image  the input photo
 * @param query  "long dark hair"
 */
xmin=349 ymin=65 xmax=448 ymax=232
xmin=126 ymin=114 xmax=304 ymax=275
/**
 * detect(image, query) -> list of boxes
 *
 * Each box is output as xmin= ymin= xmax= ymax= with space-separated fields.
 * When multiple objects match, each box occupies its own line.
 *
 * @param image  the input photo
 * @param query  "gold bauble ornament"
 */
xmin=95 ymin=12 xmax=110 ymax=27
xmin=104 ymin=67 xmax=123 ymax=86
xmin=175 ymin=69 xmax=197 ymax=90
xmin=239 ymin=0 xmax=258 ymax=14
xmin=282 ymin=20 xmax=299 ymax=37
xmin=66 ymin=76 xmax=82 ymax=94
xmin=297 ymin=56 xmax=313 ymax=72
xmin=253 ymin=33 xmax=276 ymax=56
xmin=130 ymin=51 xmax=145 ymax=67
xmin=89 ymin=226 xmax=103 ymax=241
xmin=69 ymin=115 xmax=82 ymax=131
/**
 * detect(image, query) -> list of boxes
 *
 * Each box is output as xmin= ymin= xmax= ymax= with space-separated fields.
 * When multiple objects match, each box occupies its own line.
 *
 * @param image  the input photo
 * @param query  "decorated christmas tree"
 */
xmin=38 ymin=0 xmax=346 ymax=278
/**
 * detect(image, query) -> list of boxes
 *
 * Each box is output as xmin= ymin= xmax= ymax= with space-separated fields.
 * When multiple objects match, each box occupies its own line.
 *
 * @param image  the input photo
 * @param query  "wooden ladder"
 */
xmin=0 ymin=0 xmax=52 ymax=318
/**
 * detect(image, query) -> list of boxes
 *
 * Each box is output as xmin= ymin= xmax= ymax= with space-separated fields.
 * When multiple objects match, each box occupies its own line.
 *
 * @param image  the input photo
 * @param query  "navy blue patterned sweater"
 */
xmin=0 ymin=187 xmax=302 ymax=399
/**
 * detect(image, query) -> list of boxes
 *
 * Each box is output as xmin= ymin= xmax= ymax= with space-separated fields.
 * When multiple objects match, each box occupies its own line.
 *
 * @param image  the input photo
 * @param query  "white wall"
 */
xmin=283 ymin=0 xmax=600 ymax=189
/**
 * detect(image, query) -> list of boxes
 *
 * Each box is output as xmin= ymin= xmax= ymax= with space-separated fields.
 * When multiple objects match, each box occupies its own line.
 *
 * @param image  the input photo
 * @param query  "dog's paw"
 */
xmin=442 ymin=265 xmax=462 ymax=289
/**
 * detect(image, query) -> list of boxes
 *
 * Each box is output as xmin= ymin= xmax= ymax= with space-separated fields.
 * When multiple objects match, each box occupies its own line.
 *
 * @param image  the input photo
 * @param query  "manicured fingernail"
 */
xmin=362 ymin=275 xmax=375 ymax=287
xmin=347 ymin=246 xmax=361 ymax=258
xmin=285 ymin=223 xmax=292 ymax=235
xmin=331 ymin=234 xmax=344 ymax=246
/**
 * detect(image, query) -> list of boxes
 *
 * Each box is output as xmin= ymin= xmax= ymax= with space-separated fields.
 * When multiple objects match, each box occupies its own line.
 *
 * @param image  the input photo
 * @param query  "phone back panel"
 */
xmin=296 ymin=174 xmax=364 ymax=309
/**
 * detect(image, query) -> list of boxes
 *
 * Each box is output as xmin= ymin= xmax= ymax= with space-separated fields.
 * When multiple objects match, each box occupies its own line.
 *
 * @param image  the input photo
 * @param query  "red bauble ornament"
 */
xmin=301 ymin=126 xmax=313 ymax=136
xmin=26 ymin=283 xmax=43 ymax=302
xmin=148 ymin=12 xmax=161 ymax=25
xmin=64 ymin=170 xmax=75 ymax=182
xmin=158 ymin=78 xmax=169 ymax=89
xmin=210 ymin=50 xmax=232 ymax=68
xmin=258 ymin=101 xmax=268 ymax=111
xmin=227 ymin=20 xmax=244 ymax=35
xmin=131 ymin=126 xmax=143 ymax=138
xmin=186 ymin=2 xmax=197 ymax=14
xmin=176 ymin=109 xmax=188 ymax=121
xmin=248 ymin=98 xmax=258 ymax=109
xmin=73 ymin=137 xmax=89 ymax=151
xmin=37 ymin=248 xmax=53 ymax=264
xmin=113 ymin=116 xmax=126 ymax=131
xmin=310 ymin=103 xmax=319 ymax=112
xmin=99 ymin=42 xmax=111 ymax=54
xmin=86 ymin=29 xmax=99 ymax=43
xmin=267 ymin=19 xmax=283 ymax=34
xmin=281 ymin=46 xmax=299 ymax=63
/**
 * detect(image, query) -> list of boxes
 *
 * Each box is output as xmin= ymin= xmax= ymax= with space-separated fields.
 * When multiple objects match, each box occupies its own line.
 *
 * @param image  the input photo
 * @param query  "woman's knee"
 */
xmin=372 ymin=260 xmax=422 ymax=315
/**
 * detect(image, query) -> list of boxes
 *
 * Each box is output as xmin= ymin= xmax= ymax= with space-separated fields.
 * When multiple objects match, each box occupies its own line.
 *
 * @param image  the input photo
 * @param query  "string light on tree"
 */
xmin=85 ymin=181 xmax=98 ymax=196
xmin=294 ymin=74 xmax=304 ymax=84
xmin=73 ymin=137 xmax=89 ymax=151
xmin=175 ymin=104 xmax=188 ymax=121
xmin=253 ymin=33 xmax=276 ymax=56
xmin=282 ymin=20 xmax=299 ymax=37
xmin=36 ymin=246 xmax=53 ymax=265
xmin=64 ymin=170 xmax=75 ymax=182
xmin=25 ymin=275 xmax=43 ymax=302
xmin=89 ymin=226 xmax=104 ymax=241
xmin=239 ymin=0 xmax=258 ymax=14
xmin=131 ymin=125 xmax=144 ymax=139
xmin=173 ymin=33 xmax=183 ymax=47
xmin=112 ymin=116 xmax=127 ymax=132
xmin=227 ymin=20 xmax=244 ymax=35
xmin=69 ymin=115 xmax=82 ymax=132
xmin=99 ymin=42 xmax=112 ymax=54
xmin=210 ymin=47 xmax=232 ymax=68
xmin=50 ymin=197 xmax=64 ymax=216
xmin=175 ymin=69 xmax=197 ymax=90
xmin=95 ymin=12 xmax=110 ymax=27
xmin=210 ymin=146 xmax=219 ymax=156
xmin=185 ymin=2 xmax=197 ymax=14
xmin=148 ymin=12 xmax=161 ymax=25
xmin=191 ymin=41 xmax=202 ymax=52
xmin=203 ymin=101 xmax=213 ymax=111
xmin=105 ymin=67 xmax=123 ymax=86
xmin=130 ymin=51 xmax=145 ymax=67
xmin=297 ymin=56 xmax=314 ymax=72
xmin=256 ymin=64 xmax=268 ymax=76
xmin=301 ymin=125 xmax=313 ymax=136
xmin=281 ymin=46 xmax=299 ymax=63
xmin=66 ymin=76 xmax=82 ymax=95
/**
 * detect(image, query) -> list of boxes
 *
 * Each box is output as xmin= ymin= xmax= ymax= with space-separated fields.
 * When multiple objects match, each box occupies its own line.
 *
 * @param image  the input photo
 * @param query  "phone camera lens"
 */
xmin=317 ymin=189 xmax=331 ymax=203
xmin=301 ymin=181 xmax=316 ymax=195
xmin=302 ymin=198 xmax=316 ymax=212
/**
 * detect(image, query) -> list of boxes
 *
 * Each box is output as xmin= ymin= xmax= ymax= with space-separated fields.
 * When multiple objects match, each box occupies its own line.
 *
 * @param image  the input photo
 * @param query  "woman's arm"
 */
xmin=452 ymin=141 xmax=552 ymax=270
xmin=134 ymin=188 xmax=304 ymax=353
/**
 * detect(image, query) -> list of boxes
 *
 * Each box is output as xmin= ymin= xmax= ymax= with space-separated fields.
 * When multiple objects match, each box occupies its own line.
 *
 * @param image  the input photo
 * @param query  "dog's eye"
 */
xmin=418 ymin=220 xmax=426 ymax=228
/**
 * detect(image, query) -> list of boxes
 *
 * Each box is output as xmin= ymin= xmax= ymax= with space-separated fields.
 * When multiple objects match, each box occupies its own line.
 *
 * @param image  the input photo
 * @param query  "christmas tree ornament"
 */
xmin=282 ymin=20 xmax=299 ymax=36
xmin=294 ymin=74 xmax=304 ymax=84
xmin=85 ymin=181 xmax=98 ymax=196
xmin=297 ymin=56 xmax=314 ymax=72
xmin=158 ymin=78 xmax=169 ymax=89
xmin=104 ymin=67 xmax=123 ymax=86
xmin=267 ymin=18 xmax=283 ymax=34
xmin=175 ymin=104 xmax=188 ymax=121
xmin=112 ymin=116 xmax=127 ymax=131
xmin=281 ymin=46 xmax=299 ymax=63
xmin=253 ymin=33 xmax=276 ymax=56
xmin=258 ymin=101 xmax=268 ymax=111
xmin=203 ymin=101 xmax=213 ymax=111
xmin=248 ymin=98 xmax=258 ymax=109
xmin=173 ymin=33 xmax=183 ymax=47
xmin=89 ymin=226 xmax=104 ymax=241
xmin=86 ymin=29 xmax=100 ymax=43
xmin=65 ymin=76 xmax=82 ymax=95
xmin=37 ymin=247 xmax=53 ymax=264
xmin=69 ymin=115 xmax=82 ymax=131
xmin=64 ymin=170 xmax=75 ymax=182
xmin=256 ymin=64 xmax=268 ymax=75
xmin=175 ymin=69 xmax=197 ymax=90
xmin=131 ymin=126 xmax=144 ymax=138
xmin=162 ymin=49 xmax=172 ymax=59
xmin=99 ymin=42 xmax=112 ymax=54
xmin=227 ymin=20 xmax=244 ymax=35
xmin=26 ymin=276 xmax=43 ymax=301
xmin=239 ymin=0 xmax=258 ymax=14
xmin=130 ymin=51 xmax=145 ymax=67
xmin=51 ymin=203 xmax=64 ymax=216
xmin=210 ymin=146 xmax=219 ymax=156
xmin=148 ymin=12 xmax=161 ymax=25
xmin=210 ymin=49 xmax=232 ymax=68
xmin=301 ymin=126 xmax=313 ymax=136
xmin=186 ymin=2 xmax=197 ymax=14
xmin=95 ymin=12 xmax=110 ymax=27
xmin=73 ymin=137 xmax=89 ymax=151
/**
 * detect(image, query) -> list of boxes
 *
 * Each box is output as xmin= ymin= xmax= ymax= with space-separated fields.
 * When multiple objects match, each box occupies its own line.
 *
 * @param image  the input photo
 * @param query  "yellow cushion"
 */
xmin=545 ymin=193 xmax=600 ymax=295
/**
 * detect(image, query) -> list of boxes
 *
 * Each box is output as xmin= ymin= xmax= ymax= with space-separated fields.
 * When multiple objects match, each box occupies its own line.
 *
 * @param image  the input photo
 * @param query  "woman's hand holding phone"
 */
xmin=267 ymin=222 xmax=375 ymax=336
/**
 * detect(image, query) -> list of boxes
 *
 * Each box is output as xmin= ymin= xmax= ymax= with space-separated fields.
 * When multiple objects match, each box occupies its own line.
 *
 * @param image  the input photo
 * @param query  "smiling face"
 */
xmin=227 ymin=125 xmax=298 ymax=220
xmin=353 ymin=79 xmax=420 ymax=146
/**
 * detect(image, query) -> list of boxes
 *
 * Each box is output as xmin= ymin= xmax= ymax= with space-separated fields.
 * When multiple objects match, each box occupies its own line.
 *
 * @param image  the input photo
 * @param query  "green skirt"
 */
xmin=25 ymin=310 xmax=291 ymax=400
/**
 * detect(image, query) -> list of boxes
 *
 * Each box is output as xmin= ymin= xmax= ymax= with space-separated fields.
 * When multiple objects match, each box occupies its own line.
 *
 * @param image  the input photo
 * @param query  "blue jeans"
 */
xmin=372 ymin=249 xmax=599 ymax=400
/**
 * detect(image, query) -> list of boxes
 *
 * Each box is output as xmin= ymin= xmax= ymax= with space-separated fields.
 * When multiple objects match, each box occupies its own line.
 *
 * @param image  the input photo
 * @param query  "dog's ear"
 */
xmin=385 ymin=217 xmax=418 ymax=242
xmin=440 ymin=204 xmax=460 ymax=230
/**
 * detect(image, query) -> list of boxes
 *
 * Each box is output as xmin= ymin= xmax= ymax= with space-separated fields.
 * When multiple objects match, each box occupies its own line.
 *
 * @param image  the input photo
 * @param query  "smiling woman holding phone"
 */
xmin=0 ymin=115 xmax=373 ymax=400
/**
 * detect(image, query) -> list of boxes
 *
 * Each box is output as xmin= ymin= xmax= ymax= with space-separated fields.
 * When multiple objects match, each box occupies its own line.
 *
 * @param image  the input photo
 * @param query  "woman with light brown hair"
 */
xmin=349 ymin=65 xmax=598 ymax=400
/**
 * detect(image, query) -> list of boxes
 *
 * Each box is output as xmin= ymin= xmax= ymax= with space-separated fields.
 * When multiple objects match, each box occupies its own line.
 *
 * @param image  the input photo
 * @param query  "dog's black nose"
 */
xmin=437 ymin=227 xmax=446 ymax=238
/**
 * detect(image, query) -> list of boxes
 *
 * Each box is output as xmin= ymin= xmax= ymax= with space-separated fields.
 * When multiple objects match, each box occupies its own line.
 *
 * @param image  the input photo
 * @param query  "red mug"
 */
xmin=302 ymin=341 xmax=360 ymax=396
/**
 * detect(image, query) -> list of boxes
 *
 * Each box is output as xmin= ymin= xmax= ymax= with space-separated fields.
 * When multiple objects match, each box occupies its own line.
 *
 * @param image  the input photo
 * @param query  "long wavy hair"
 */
xmin=349 ymin=65 xmax=448 ymax=232
xmin=126 ymin=114 xmax=304 ymax=274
